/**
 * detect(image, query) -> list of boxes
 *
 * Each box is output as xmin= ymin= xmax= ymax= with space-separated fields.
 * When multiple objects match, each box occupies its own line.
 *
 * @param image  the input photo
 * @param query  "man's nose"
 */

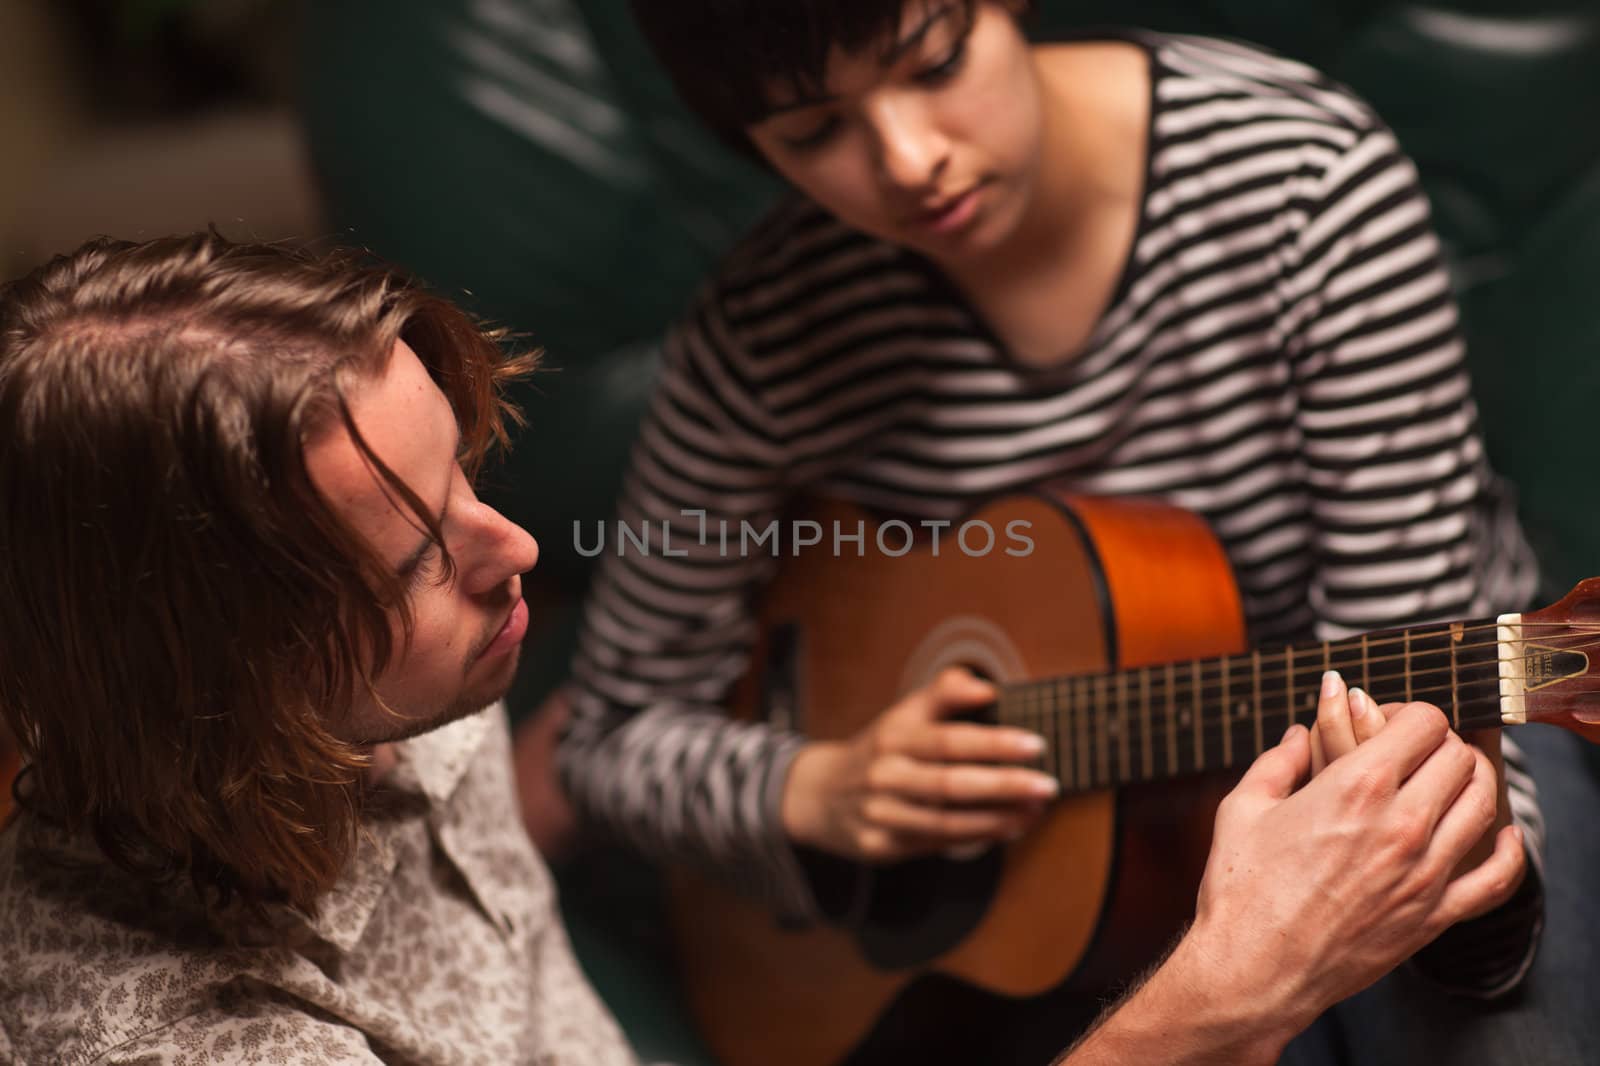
xmin=458 ymin=501 xmax=538 ymax=596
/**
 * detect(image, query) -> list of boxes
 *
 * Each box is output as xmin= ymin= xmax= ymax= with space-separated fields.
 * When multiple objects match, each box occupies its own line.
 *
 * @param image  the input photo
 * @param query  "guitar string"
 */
xmin=978 ymin=624 xmax=1600 ymax=783
xmin=999 ymin=627 xmax=1600 ymax=700
xmin=1003 ymin=680 xmax=1556 ymax=790
xmin=995 ymin=655 xmax=1596 ymax=779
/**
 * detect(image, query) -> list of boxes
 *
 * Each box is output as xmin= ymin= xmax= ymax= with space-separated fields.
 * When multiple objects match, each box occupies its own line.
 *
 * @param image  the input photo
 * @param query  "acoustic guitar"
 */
xmin=665 ymin=490 xmax=1600 ymax=1066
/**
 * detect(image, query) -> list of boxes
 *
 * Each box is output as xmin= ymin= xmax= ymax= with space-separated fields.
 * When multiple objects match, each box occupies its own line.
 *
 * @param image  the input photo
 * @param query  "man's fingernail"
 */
xmin=1030 ymin=774 xmax=1061 ymax=797
xmin=1018 ymin=733 xmax=1047 ymax=755
xmin=1320 ymin=670 xmax=1342 ymax=698
xmin=1349 ymin=688 xmax=1369 ymax=717
xmin=1281 ymin=723 xmax=1305 ymax=743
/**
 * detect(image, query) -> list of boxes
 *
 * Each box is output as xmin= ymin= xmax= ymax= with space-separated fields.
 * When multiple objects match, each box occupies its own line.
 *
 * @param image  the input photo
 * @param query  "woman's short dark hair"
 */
xmin=631 ymin=0 xmax=1027 ymax=159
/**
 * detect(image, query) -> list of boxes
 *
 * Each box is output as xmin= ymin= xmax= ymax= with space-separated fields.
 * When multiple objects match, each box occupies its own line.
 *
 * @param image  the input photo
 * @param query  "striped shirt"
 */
xmin=560 ymin=32 xmax=1543 ymax=994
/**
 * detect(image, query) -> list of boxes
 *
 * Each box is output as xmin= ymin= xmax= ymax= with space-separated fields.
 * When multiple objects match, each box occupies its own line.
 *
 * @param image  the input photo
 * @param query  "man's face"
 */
xmin=746 ymin=1 xmax=1042 ymax=265
xmin=305 ymin=338 xmax=538 ymax=745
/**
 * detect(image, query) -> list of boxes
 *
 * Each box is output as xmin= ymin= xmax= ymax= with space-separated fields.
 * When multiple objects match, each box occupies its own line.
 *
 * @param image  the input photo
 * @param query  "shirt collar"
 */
xmin=285 ymin=706 xmax=496 ymax=952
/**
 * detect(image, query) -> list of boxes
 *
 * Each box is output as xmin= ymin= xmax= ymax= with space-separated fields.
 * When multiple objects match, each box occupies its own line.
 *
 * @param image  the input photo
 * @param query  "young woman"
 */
xmin=557 ymin=2 xmax=1549 ymax=1060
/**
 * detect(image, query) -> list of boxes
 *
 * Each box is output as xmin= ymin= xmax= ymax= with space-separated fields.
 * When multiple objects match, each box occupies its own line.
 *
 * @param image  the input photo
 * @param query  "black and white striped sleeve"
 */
xmin=1283 ymin=121 xmax=1544 ymax=996
xmin=558 ymin=288 xmax=830 ymax=920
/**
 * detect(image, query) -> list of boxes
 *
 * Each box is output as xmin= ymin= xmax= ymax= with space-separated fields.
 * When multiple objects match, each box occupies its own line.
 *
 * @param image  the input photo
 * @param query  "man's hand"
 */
xmin=1309 ymin=670 xmax=1519 ymax=903
xmin=1065 ymin=715 xmax=1524 ymax=1066
xmin=780 ymin=667 xmax=1059 ymax=863
xmin=1189 ymin=710 xmax=1524 ymax=1030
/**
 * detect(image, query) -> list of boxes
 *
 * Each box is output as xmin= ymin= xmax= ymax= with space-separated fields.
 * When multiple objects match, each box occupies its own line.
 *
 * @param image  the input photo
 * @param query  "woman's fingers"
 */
xmin=870 ymin=752 xmax=1059 ymax=804
xmin=860 ymin=793 xmax=1046 ymax=844
xmin=1315 ymin=670 xmax=1358 ymax=766
xmin=893 ymin=719 xmax=1047 ymax=764
xmin=1349 ymin=687 xmax=1386 ymax=745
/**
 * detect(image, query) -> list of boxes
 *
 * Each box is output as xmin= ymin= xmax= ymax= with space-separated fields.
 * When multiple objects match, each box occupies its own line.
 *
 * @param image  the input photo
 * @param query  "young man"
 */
xmin=551 ymin=0 xmax=1553 ymax=1061
xmin=0 ymin=234 xmax=632 ymax=1063
xmin=0 ymin=234 xmax=1523 ymax=1064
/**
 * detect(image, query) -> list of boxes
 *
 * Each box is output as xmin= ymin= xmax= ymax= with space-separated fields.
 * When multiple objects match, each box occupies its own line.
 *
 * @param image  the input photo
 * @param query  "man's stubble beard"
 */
xmin=348 ymin=650 xmax=522 ymax=746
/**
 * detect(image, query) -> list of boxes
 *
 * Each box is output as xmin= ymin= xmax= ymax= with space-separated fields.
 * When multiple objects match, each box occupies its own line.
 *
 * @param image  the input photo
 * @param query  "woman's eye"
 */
xmin=915 ymin=39 xmax=967 ymax=86
xmin=782 ymin=116 xmax=842 ymax=152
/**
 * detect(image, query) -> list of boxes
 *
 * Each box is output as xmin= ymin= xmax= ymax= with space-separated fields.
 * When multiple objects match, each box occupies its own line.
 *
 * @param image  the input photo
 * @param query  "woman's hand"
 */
xmin=1308 ymin=669 xmax=1392 ymax=777
xmin=780 ymin=667 xmax=1060 ymax=863
xmin=1308 ymin=669 xmax=1519 ymax=912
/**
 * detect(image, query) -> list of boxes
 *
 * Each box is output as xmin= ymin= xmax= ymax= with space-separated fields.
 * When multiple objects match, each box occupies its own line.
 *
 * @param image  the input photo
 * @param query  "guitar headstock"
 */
xmin=1518 ymin=578 xmax=1600 ymax=743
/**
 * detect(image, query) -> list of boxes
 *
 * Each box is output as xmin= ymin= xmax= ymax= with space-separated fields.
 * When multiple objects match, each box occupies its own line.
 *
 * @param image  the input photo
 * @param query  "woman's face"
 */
xmin=746 ymin=1 xmax=1043 ymax=265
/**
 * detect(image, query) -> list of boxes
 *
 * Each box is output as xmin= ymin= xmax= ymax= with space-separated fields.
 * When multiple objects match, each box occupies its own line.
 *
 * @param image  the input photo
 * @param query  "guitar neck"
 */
xmin=993 ymin=616 xmax=1518 ymax=794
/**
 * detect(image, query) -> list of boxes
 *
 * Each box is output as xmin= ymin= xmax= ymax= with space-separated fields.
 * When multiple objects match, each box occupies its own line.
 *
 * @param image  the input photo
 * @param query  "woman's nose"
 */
xmin=870 ymin=94 xmax=949 ymax=192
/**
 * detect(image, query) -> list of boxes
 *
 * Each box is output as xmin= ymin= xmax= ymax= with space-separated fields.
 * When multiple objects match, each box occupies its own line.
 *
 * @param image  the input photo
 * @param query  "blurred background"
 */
xmin=6 ymin=1 xmax=1598 ymax=626
xmin=4 ymin=1 xmax=1599 ymax=1060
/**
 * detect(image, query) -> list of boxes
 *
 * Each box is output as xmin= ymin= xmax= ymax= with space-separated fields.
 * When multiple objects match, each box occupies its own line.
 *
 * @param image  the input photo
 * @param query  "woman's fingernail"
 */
xmin=1349 ymin=688 xmax=1369 ymax=718
xmin=1030 ymin=774 xmax=1061 ymax=798
xmin=1018 ymin=733 xmax=1047 ymax=756
xmin=1281 ymin=723 xmax=1305 ymax=743
xmin=1321 ymin=670 xmax=1342 ymax=698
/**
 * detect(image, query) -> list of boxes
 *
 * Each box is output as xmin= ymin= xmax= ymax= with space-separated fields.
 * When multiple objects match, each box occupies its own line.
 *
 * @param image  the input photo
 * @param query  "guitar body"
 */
xmin=667 ymin=491 xmax=1248 ymax=1066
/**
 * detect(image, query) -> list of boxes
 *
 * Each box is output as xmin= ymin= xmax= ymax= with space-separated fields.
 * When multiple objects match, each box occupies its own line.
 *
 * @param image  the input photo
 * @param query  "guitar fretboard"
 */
xmin=992 ymin=620 xmax=1508 ymax=793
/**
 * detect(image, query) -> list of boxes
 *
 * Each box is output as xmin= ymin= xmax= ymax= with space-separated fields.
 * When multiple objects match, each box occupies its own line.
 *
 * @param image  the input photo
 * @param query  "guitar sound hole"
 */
xmin=854 ymin=850 xmax=1004 ymax=969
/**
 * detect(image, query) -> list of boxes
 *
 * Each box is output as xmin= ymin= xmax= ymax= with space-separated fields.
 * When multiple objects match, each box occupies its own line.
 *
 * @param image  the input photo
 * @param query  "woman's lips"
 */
xmin=914 ymin=183 xmax=984 ymax=235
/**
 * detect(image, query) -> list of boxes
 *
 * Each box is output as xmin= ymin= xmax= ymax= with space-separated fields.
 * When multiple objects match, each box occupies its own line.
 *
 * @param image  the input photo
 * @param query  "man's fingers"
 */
xmin=1316 ymin=670 xmax=1357 ymax=764
xmin=1417 ymin=745 xmax=1500 ymax=875
xmin=1398 ymin=729 xmax=1479 ymax=835
xmin=1344 ymin=701 xmax=1451 ymax=790
xmin=870 ymin=753 xmax=1059 ymax=803
xmin=1435 ymin=824 xmax=1526 ymax=924
xmin=1235 ymin=723 xmax=1312 ymax=801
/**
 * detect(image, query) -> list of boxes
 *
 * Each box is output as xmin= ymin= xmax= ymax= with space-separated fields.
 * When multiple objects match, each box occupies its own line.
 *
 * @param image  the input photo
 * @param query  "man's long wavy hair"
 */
xmin=0 ymin=232 xmax=536 ymax=916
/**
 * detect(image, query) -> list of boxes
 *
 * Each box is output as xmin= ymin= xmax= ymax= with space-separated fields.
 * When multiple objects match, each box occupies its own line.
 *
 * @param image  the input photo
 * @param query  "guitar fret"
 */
xmin=1165 ymin=661 xmax=1178 ymax=777
xmin=1284 ymin=644 xmax=1295 ymax=733
xmin=1055 ymin=679 xmax=1070 ymax=792
xmin=1081 ymin=675 xmax=1094 ymax=784
xmin=1331 ymin=639 xmax=1364 ymax=707
xmin=1448 ymin=626 xmax=1461 ymax=730
xmin=1251 ymin=649 xmax=1262 ymax=758
xmin=1191 ymin=659 xmax=1204 ymax=772
xmin=1095 ymin=674 xmax=1109 ymax=788
xmin=1221 ymin=655 xmax=1232 ymax=767
xmin=1115 ymin=672 xmax=1130 ymax=785
xmin=1140 ymin=667 xmax=1153 ymax=782
xmin=1037 ymin=685 xmax=1050 ymax=778
xmin=1403 ymin=629 xmax=1412 ymax=703
xmin=1361 ymin=632 xmax=1371 ymax=694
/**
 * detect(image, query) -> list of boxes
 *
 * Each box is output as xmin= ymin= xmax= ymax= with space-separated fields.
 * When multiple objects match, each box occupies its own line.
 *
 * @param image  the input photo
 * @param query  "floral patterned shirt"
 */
xmin=0 ymin=706 xmax=639 ymax=1066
